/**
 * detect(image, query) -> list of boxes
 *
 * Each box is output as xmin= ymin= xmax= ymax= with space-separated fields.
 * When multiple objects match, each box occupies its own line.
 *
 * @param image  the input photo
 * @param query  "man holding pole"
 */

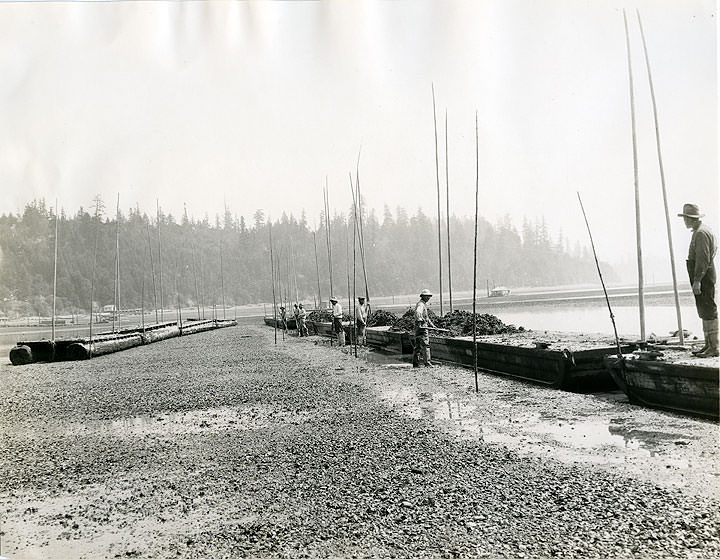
xmin=413 ymin=289 xmax=436 ymax=367
xmin=330 ymin=296 xmax=345 ymax=347
xmin=678 ymin=203 xmax=717 ymax=357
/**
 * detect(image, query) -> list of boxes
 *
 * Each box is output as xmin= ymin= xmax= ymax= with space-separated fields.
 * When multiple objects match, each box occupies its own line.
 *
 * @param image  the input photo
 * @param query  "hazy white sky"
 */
xmin=0 ymin=0 xmax=716 ymax=280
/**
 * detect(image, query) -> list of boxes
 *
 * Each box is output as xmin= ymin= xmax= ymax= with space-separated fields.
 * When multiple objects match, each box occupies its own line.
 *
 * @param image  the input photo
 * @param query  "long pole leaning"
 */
xmin=472 ymin=111 xmax=480 ymax=393
xmin=432 ymin=83 xmax=444 ymax=315
xmin=52 ymin=199 xmax=59 ymax=344
xmin=636 ymin=9 xmax=684 ymax=346
xmin=269 ymin=221 xmax=278 ymax=345
xmin=623 ymin=9 xmax=646 ymax=341
xmin=577 ymin=193 xmax=625 ymax=359
xmin=445 ymin=110 xmax=453 ymax=313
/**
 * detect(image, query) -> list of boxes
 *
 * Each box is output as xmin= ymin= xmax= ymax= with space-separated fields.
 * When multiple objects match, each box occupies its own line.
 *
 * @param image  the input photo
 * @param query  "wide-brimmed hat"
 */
xmin=420 ymin=289 xmax=433 ymax=297
xmin=677 ymin=203 xmax=704 ymax=219
xmin=358 ymin=296 xmax=366 ymax=301
xmin=329 ymin=296 xmax=338 ymax=302
xmin=298 ymin=303 xmax=304 ymax=307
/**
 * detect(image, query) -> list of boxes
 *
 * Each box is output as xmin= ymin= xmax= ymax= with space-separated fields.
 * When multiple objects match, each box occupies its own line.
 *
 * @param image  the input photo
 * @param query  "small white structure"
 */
xmin=489 ymin=286 xmax=511 ymax=297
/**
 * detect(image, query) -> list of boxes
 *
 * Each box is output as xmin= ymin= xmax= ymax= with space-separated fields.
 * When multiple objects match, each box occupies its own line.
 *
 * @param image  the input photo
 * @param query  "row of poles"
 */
xmin=49 ymin=196 xmax=231 ymax=356
xmin=267 ymin=152 xmax=371 ymax=360
xmin=449 ymin=10 xmax=687 ymax=390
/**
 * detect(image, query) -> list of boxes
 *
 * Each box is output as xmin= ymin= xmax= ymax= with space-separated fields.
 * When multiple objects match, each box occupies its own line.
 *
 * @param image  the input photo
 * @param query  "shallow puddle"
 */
xmin=379 ymin=384 xmax=712 ymax=485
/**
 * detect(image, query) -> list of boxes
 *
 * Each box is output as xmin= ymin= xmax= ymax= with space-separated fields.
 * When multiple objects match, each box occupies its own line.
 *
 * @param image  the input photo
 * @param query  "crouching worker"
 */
xmin=413 ymin=289 xmax=436 ymax=367
xmin=330 ymin=296 xmax=345 ymax=346
xmin=297 ymin=303 xmax=309 ymax=337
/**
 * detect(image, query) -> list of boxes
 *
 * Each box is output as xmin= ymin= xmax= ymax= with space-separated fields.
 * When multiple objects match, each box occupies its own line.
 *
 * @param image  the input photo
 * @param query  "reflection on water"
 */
xmin=380 ymin=387 xmax=698 ymax=470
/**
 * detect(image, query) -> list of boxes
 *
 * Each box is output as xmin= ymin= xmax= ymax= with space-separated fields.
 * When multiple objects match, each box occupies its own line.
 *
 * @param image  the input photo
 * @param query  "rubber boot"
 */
xmin=692 ymin=320 xmax=709 ymax=355
xmin=338 ymin=330 xmax=346 ymax=347
xmin=697 ymin=318 xmax=718 ymax=358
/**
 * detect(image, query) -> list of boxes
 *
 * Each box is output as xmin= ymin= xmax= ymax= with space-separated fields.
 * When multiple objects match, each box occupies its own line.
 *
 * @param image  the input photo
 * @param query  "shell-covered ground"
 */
xmin=0 ymin=324 xmax=718 ymax=558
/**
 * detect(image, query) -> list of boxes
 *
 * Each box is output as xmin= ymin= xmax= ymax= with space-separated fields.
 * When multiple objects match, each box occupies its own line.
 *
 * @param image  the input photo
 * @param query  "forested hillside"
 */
xmin=0 ymin=199 xmax=613 ymax=316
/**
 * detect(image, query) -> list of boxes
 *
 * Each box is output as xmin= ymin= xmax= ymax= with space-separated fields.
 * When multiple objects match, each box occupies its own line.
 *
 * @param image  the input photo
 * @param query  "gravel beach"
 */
xmin=0 ymin=324 xmax=718 ymax=558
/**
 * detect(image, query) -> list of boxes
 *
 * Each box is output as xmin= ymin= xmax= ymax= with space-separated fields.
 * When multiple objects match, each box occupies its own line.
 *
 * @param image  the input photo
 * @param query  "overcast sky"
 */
xmin=0 ymin=0 xmax=716 ymax=282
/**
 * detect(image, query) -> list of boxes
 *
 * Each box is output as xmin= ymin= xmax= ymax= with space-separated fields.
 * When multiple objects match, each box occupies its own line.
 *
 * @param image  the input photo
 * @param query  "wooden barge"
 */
xmin=9 ymin=319 xmax=237 ymax=365
xmin=428 ymin=336 xmax=637 ymax=391
xmin=263 ymin=317 xmax=297 ymax=330
xmin=365 ymin=326 xmax=413 ymax=354
xmin=604 ymin=355 xmax=719 ymax=420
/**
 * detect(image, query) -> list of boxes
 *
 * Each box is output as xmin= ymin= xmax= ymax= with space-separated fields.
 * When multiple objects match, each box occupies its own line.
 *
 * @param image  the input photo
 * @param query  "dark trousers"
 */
xmin=412 ymin=328 xmax=430 ymax=366
xmin=687 ymin=260 xmax=718 ymax=320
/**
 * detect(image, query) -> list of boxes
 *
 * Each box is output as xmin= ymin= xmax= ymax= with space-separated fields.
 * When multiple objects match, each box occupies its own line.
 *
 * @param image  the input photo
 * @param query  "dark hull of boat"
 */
xmin=604 ymin=356 xmax=719 ymax=420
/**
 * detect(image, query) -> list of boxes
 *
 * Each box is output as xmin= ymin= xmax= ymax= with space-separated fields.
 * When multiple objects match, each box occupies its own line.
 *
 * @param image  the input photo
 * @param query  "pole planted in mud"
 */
xmin=355 ymin=150 xmax=370 ymax=304
xmin=269 ymin=221 xmax=277 ymax=344
xmin=52 ymin=199 xmax=59 ymax=344
xmin=324 ymin=178 xmax=334 ymax=300
xmin=157 ymin=200 xmax=165 ymax=322
xmin=445 ymin=110 xmax=453 ymax=313
xmin=636 ymin=9 xmax=684 ymax=346
xmin=472 ymin=111 xmax=480 ymax=393
xmin=313 ymin=230 xmax=322 ymax=309
xmin=88 ymin=197 xmax=103 ymax=357
xmin=146 ymin=222 xmax=159 ymax=324
xmin=113 ymin=194 xmax=121 ymax=333
xmin=623 ymin=9 xmax=646 ymax=342
xmin=432 ymin=83 xmax=444 ymax=316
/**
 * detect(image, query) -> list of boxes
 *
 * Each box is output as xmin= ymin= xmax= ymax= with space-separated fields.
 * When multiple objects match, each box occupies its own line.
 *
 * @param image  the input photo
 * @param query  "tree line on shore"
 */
xmin=0 ymin=198 xmax=615 ymax=316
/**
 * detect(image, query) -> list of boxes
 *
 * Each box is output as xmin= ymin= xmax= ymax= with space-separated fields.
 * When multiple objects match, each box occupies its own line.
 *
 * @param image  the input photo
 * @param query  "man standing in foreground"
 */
xmin=356 ymin=296 xmax=368 ymax=346
xmin=679 ymin=203 xmax=717 ymax=357
xmin=413 ymin=289 xmax=436 ymax=367
xmin=330 ymin=296 xmax=345 ymax=347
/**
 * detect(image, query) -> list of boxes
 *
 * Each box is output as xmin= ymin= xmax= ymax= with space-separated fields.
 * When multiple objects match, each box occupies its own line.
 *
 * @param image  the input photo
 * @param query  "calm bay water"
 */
xmin=493 ymin=305 xmax=702 ymax=340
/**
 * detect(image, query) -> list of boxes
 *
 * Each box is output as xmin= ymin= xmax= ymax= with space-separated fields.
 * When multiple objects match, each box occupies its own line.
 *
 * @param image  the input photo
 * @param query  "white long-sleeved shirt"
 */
xmin=332 ymin=302 xmax=343 ymax=318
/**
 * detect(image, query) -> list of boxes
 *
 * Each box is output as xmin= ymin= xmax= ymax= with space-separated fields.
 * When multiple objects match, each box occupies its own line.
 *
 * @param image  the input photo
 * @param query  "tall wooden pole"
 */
xmin=88 ymin=200 xmax=102 ymax=357
xmin=146 ymin=222 xmax=159 ymax=323
xmin=324 ymin=179 xmax=334 ymax=299
xmin=432 ymin=83 xmax=444 ymax=315
xmin=636 ymin=9 xmax=683 ymax=345
xmin=353 ymin=185 xmax=358 ymax=357
xmin=157 ymin=200 xmax=165 ymax=322
xmin=113 ymin=194 xmax=121 ymax=332
xmin=269 ymin=221 xmax=277 ymax=344
xmin=219 ymin=234 xmax=226 ymax=320
xmin=445 ymin=110 xmax=453 ymax=313
xmin=313 ymin=230 xmax=322 ymax=309
xmin=623 ymin=9 xmax=646 ymax=341
xmin=355 ymin=151 xmax=370 ymax=303
xmin=51 ymin=199 xmax=58 ymax=343
xmin=472 ymin=111 xmax=480 ymax=393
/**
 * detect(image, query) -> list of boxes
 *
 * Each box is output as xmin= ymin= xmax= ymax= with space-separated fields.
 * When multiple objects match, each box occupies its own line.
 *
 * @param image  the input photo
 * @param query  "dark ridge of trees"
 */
xmin=0 ymin=198 xmax=615 ymax=316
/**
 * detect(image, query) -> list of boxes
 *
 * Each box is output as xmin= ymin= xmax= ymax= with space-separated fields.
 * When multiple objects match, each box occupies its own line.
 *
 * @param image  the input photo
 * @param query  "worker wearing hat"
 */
xmin=356 ymin=296 xmax=369 ymax=346
xmin=330 ymin=296 xmax=345 ymax=347
xmin=413 ymin=289 xmax=437 ymax=367
xmin=297 ymin=303 xmax=308 ymax=337
xmin=678 ymin=203 xmax=717 ymax=357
